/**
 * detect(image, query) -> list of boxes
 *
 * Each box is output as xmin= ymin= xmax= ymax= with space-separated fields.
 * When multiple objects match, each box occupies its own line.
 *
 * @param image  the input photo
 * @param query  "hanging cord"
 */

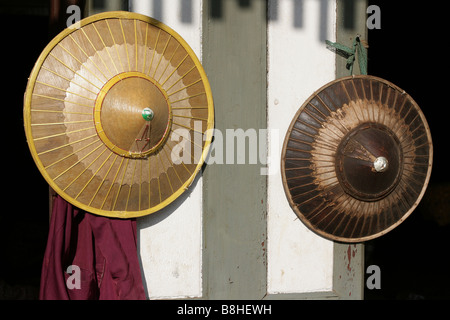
xmin=326 ymin=35 xmax=368 ymax=75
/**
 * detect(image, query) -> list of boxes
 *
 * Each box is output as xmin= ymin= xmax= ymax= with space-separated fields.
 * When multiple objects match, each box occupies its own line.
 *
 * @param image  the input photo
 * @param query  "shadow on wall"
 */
xmin=127 ymin=0 xmax=196 ymax=23
xmin=124 ymin=0 xmax=364 ymax=42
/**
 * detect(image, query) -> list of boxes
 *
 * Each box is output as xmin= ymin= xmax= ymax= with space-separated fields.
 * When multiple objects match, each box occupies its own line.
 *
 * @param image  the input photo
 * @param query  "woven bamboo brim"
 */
xmin=24 ymin=11 xmax=214 ymax=218
xmin=281 ymin=75 xmax=432 ymax=242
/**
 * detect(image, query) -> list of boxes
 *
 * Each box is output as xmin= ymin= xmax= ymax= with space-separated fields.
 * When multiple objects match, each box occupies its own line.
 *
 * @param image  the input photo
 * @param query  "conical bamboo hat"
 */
xmin=24 ymin=11 xmax=214 ymax=218
xmin=281 ymin=75 xmax=432 ymax=242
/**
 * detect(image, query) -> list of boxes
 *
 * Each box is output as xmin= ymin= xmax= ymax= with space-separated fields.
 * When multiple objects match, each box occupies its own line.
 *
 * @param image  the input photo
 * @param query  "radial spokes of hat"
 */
xmin=281 ymin=75 xmax=432 ymax=242
xmin=24 ymin=12 xmax=214 ymax=218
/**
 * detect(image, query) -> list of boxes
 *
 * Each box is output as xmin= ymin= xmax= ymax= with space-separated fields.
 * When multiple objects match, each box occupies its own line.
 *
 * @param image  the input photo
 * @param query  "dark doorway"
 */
xmin=365 ymin=0 xmax=450 ymax=299
xmin=0 ymin=2 xmax=51 ymax=299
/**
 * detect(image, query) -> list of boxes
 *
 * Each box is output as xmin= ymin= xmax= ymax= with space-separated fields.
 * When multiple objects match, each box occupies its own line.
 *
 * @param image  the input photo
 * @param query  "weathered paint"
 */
xmin=333 ymin=244 xmax=364 ymax=298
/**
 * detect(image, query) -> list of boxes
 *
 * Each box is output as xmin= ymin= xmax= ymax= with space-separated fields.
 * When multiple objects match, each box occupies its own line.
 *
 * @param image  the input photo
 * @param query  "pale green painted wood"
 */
xmin=333 ymin=0 xmax=367 ymax=300
xmin=336 ymin=0 xmax=369 ymax=77
xmin=201 ymin=0 xmax=268 ymax=300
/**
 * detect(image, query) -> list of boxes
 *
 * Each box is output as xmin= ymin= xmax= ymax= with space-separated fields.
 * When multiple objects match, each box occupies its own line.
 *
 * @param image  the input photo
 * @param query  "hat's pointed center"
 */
xmin=94 ymin=72 xmax=172 ymax=158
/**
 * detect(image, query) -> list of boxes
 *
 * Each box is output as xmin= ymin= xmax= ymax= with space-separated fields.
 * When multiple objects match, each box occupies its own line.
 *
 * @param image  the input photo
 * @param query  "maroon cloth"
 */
xmin=39 ymin=196 xmax=146 ymax=300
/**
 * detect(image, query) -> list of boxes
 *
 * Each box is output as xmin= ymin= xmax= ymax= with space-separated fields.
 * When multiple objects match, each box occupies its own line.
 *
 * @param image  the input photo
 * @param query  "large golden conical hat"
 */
xmin=281 ymin=75 xmax=432 ymax=242
xmin=24 ymin=11 xmax=214 ymax=218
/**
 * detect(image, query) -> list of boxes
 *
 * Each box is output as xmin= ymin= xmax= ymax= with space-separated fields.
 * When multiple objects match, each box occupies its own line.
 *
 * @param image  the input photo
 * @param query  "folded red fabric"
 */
xmin=39 ymin=196 xmax=146 ymax=300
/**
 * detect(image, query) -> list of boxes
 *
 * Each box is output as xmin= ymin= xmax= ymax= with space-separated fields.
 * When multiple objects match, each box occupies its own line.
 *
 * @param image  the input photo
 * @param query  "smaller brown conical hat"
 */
xmin=281 ymin=75 xmax=432 ymax=242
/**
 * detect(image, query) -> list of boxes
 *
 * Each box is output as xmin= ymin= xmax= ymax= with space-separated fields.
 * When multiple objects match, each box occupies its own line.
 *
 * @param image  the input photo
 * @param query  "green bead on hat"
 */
xmin=142 ymin=107 xmax=154 ymax=121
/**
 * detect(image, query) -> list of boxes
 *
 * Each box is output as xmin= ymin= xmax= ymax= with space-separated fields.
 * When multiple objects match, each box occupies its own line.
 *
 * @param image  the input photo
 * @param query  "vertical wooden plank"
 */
xmin=333 ymin=0 xmax=367 ymax=299
xmin=335 ymin=0 xmax=368 ymax=77
xmin=202 ymin=0 xmax=267 ymax=299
